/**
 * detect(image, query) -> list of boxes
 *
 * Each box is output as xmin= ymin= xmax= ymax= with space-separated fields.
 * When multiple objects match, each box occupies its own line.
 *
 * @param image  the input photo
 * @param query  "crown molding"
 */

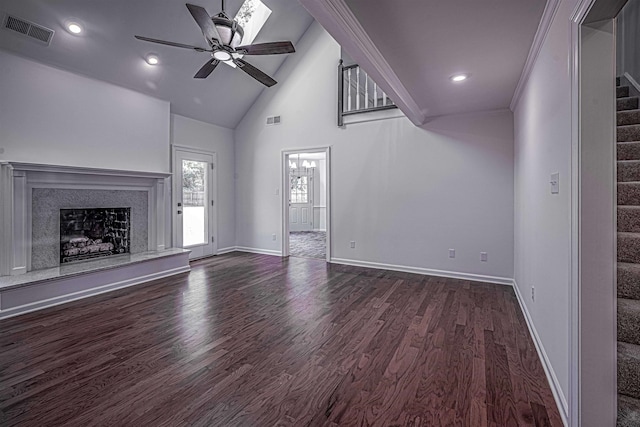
xmin=299 ymin=0 xmax=426 ymax=126
xmin=510 ymin=0 xmax=561 ymax=111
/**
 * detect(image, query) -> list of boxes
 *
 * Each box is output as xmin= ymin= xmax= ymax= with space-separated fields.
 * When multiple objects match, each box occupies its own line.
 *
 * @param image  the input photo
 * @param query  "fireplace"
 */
xmin=0 ymin=162 xmax=169 ymax=276
xmin=60 ymin=208 xmax=131 ymax=264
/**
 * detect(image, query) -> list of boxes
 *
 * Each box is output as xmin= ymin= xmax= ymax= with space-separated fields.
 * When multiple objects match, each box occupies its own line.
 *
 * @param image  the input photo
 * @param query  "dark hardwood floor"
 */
xmin=0 ymin=253 xmax=562 ymax=426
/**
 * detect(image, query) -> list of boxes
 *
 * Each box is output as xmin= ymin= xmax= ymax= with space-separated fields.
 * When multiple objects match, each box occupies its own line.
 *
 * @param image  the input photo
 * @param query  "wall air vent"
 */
xmin=266 ymin=115 xmax=281 ymax=126
xmin=3 ymin=14 xmax=54 ymax=45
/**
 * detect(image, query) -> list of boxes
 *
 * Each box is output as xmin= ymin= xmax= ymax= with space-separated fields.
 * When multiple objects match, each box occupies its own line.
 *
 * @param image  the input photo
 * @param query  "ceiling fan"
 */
xmin=134 ymin=1 xmax=295 ymax=87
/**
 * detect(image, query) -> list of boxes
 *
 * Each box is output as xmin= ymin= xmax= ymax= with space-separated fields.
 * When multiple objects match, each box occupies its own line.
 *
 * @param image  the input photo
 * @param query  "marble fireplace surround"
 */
xmin=0 ymin=162 xmax=191 ymax=320
xmin=0 ymin=162 xmax=170 ymax=276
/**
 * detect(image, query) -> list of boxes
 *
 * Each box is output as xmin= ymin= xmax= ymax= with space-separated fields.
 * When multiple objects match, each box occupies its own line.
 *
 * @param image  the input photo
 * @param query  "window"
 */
xmin=290 ymin=172 xmax=309 ymax=204
xmin=235 ymin=0 xmax=272 ymax=45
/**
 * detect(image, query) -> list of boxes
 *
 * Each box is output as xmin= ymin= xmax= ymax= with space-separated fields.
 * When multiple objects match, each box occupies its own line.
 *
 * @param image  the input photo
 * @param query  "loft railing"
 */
xmin=338 ymin=60 xmax=397 ymax=126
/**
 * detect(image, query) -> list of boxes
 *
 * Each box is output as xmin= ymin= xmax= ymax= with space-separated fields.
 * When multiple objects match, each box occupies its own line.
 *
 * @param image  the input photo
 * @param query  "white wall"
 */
xmin=513 ymin=0 xmax=580 ymax=418
xmin=0 ymin=49 xmax=238 ymax=252
xmin=235 ymin=22 xmax=515 ymax=280
xmin=170 ymin=114 xmax=236 ymax=250
xmin=0 ymin=50 xmax=170 ymax=172
xmin=617 ymin=0 xmax=640 ymax=83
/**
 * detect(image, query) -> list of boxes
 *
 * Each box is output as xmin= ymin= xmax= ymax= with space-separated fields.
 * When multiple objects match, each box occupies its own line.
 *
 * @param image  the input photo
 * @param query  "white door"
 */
xmin=173 ymin=148 xmax=217 ymax=259
xmin=289 ymin=166 xmax=313 ymax=232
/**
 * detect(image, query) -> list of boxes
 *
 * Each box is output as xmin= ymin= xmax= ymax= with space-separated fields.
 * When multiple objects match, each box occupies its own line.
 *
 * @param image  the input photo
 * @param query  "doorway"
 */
xmin=570 ymin=0 xmax=628 ymax=425
xmin=282 ymin=147 xmax=331 ymax=261
xmin=172 ymin=145 xmax=217 ymax=260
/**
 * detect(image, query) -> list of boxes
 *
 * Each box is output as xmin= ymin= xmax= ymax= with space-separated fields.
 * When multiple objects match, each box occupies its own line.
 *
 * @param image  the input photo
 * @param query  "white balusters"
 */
xmin=374 ymin=81 xmax=378 ymax=108
xmin=347 ymin=68 xmax=352 ymax=111
xmin=340 ymin=64 xmax=396 ymax=123
xmin=364 ymin=73 xmax=369 ymax=109
xmin=356 ymin=67 xmax=360 ymax=111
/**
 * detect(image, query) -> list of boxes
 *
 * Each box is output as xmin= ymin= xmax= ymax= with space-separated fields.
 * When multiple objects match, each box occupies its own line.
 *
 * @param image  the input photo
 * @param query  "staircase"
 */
xmin=616 ymin=76 xmax=640 ymax=427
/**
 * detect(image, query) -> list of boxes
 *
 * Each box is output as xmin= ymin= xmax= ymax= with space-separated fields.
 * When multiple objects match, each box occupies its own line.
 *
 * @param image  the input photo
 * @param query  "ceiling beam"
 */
xmin=298 ymin=0 xmax=426 ymax=126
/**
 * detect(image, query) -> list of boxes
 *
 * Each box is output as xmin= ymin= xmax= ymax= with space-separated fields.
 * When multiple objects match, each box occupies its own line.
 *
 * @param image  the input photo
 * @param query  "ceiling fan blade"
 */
xmin=236 ymin=41 xmax=295 ymax=56
xmin=186 ymin=3 xmax=222 ymax=46
xmin=194 ymin=59 xmax=220 ymax=78
xmin=135 ymin=35 xmax=210 ymax=52
xmin=234 ymin=58 xmax=277 ymax=87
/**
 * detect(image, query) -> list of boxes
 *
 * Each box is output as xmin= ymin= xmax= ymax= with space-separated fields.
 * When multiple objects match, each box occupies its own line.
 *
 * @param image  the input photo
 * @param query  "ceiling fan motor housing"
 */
xmin=212 ymin=16 xmax=243 ymax=48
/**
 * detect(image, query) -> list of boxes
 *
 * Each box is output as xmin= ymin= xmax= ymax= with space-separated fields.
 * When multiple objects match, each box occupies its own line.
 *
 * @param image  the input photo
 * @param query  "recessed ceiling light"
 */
xmin=450 ymin=74 xmax=469 ymax=82
xmin=67 ymin=22 xmax=82 ymax=34
xmin=213 ymin=50 xmax=232 ymax=61
xmin=146 ymin=54 xmax=159 ymax=65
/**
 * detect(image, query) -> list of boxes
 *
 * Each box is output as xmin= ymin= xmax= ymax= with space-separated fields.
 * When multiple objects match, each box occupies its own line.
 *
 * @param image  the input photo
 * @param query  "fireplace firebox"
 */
xmin=60 ymin=208 xmax=131 ymax=264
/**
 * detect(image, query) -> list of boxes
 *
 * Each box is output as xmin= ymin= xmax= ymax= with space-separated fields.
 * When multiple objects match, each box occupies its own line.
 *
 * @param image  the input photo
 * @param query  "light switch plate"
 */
xmin=550 ymin=172 xmax=559 ymax=194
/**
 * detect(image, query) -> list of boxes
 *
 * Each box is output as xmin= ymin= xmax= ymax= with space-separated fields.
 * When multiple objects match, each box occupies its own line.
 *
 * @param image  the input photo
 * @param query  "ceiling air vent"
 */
xmin=3 ymin=14 xmax=54 ymax=45
xmin=266 ymin=115 xmax=281 ymax=126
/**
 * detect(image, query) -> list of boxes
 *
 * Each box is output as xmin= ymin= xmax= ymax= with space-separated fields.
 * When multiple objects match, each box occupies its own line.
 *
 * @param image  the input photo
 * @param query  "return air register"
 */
xmin=3 ymin=13 xmax=55 ymax=45
xmin=266 ymin=115 xmax=281 ymax=126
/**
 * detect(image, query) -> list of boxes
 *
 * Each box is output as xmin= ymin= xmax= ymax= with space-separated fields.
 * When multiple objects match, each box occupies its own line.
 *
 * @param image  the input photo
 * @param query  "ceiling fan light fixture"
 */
xmin=213 ymin=50 xmax=232 ymax=61
xmin=212 ymin=16 xmax=244 ymax=47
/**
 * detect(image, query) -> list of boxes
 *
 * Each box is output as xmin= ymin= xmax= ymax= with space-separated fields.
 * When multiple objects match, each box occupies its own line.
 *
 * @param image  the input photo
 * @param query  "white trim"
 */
xmin=0 ymin=265 xmax=190 ymax=320
xmin=343 ymin=108 xmax=405 ymax=125
xmin=623 ymin=72 xmax=640 ymax=96
xmin=569 ymin=4 xmax=585 ymax=425
xmin=570 ymin=2 xmax=619 ymax=425
xmin=510 ymin=0 xmax=561 ymax=111
xmin=171 ymin=144 xmax=216 ymax=156
xmin=512 ymin=280 xmax=569 ymax=425
xmin=235 ymin=246 xmax=282 ymax=256
xmin=299 ymin=0 xmax=425 ymax=126
xmin=0 ymin=162 xmax=170 ymax=276
xmin=171 ymin=145 xmax=218 ymax=259
xmin=216 ymin=246 xmax=237 ymax=255
xmin=329 ymin=257 xmax=513 ymax=286
xmin=281 ymin=146 xmax=332 ymax=263
xmin=0 ymin=162 xmax=170 ymax=179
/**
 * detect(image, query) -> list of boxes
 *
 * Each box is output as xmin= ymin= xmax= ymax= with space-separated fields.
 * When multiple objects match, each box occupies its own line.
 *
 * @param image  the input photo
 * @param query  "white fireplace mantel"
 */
xmin=0 ymin=162 xmax=171 ymax=276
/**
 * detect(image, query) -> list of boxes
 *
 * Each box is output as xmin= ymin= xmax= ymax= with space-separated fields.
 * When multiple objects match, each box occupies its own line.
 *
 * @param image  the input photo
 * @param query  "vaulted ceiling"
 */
xmin=2 ymin=0 xmax=549 ymax=129
xmin=300 ymin=0 xmax=547 ymax=125
xmin=0 ymin=0 xmax=314 ymax=128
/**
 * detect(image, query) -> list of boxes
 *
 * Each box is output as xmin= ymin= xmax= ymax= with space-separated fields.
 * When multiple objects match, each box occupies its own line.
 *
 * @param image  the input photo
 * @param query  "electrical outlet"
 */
xmin=350 ymin=241 xmax=356 ymax=249
xmin=449 ymin=249 xmax=455 ymax=258
xmin=480 ymin=252 xmax=488 ymax=262
xmin=531 ymin=286 xmax=535 ymax=301
xmin=272 ymin=234 xmax=277 ymax=241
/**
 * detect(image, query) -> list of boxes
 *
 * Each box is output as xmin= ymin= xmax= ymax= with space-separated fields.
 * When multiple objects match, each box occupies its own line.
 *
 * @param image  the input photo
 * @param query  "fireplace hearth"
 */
xmin=60 ymin=208 xmax=131 ymax=264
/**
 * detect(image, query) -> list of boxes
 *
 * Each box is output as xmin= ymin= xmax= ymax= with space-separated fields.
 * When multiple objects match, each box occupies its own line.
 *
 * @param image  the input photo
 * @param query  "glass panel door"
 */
xmin=182 ymin=159 xmax=208 ymax=247
xmin=173 ymin=148 xmax=216 ymax=260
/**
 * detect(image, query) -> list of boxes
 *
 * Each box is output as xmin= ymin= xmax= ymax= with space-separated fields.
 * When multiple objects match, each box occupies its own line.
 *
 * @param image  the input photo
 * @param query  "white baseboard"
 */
xmin=512 ymin=280 xmax=568 ymax=426
xmin=329 ymin=257 xmax=513 ymax=285
xmin=235 ymin=246 xmax=282 ymax=257
xmin=0 ymin=265 xmax=191 ymax=320
xmin=216 ymin=246 xmax=237 ymax=255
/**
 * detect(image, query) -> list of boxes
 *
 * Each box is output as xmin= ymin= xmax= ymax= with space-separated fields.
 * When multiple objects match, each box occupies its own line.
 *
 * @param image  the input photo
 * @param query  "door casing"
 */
xmin=281 ymin=146 xmax=331 ymax=261
xmin=171 ymin=144 xmax=218 ymax=260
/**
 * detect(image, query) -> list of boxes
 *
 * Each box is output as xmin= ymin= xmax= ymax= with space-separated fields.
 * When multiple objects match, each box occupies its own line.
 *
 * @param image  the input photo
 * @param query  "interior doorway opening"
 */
xmin=282 ymin=147 xmax=331 ymax=261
